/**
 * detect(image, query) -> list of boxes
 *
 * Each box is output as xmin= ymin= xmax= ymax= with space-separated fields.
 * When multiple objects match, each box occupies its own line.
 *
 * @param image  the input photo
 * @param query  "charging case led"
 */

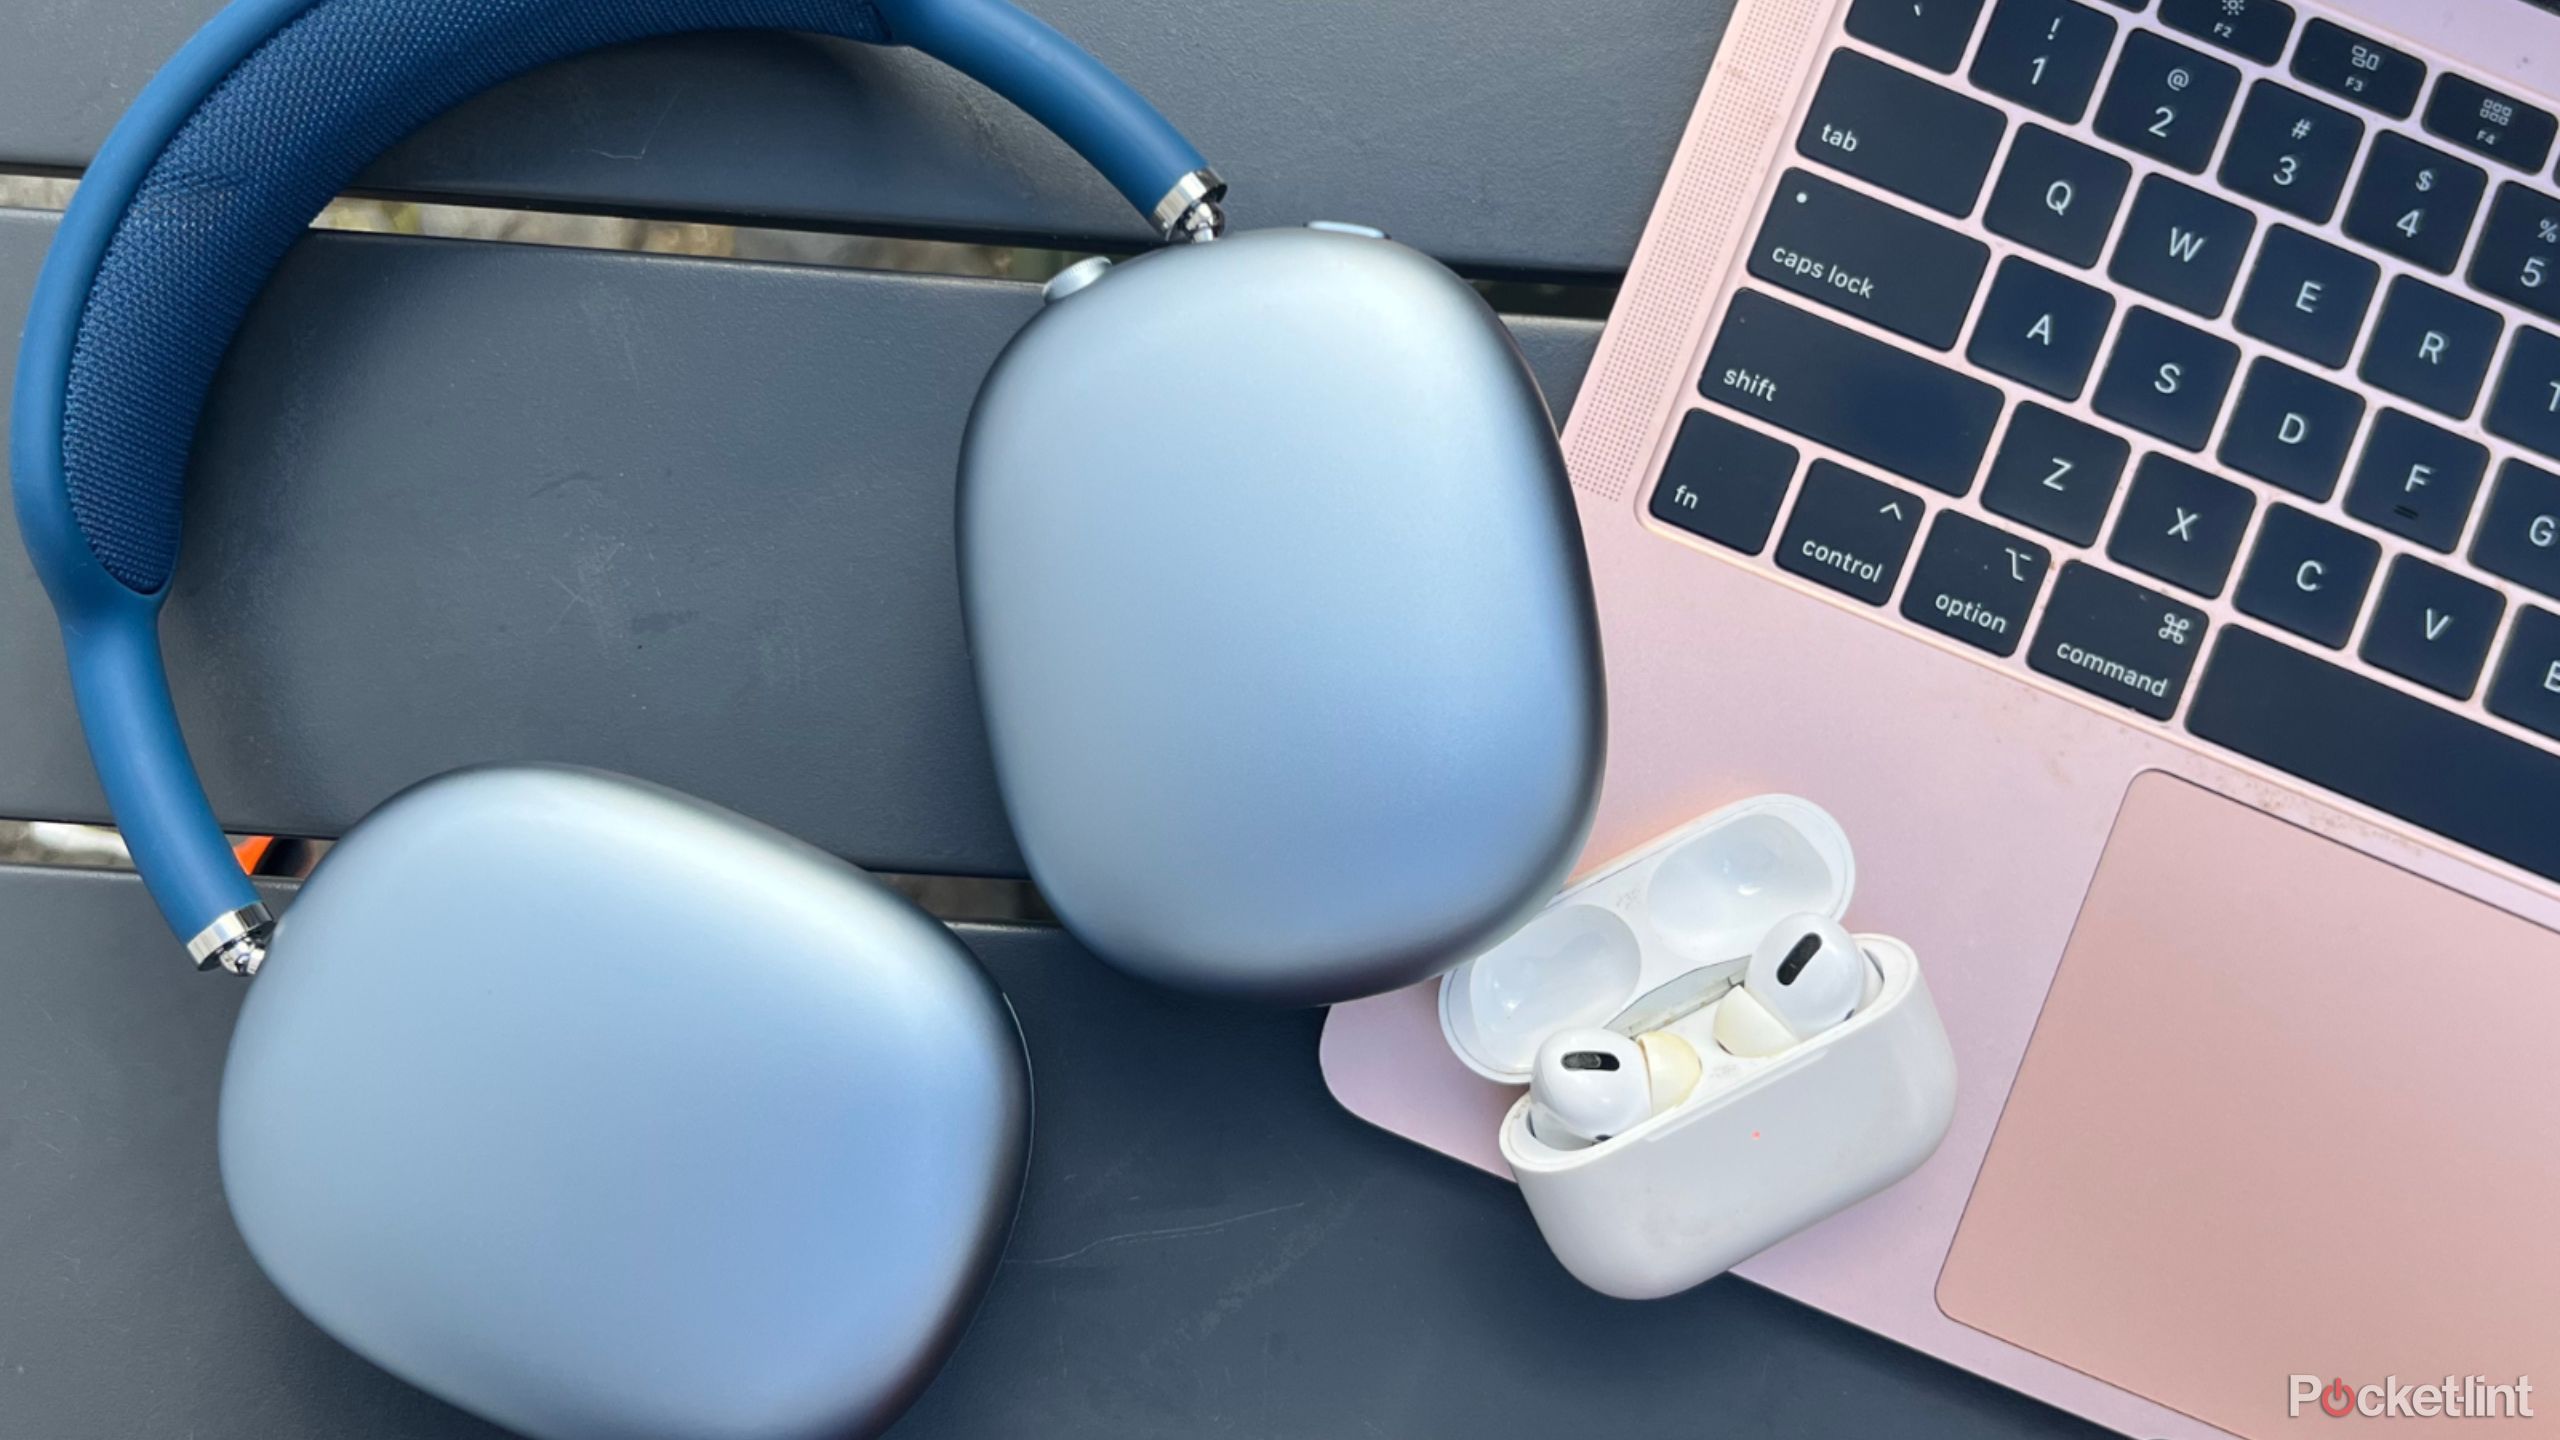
xmin=1440 ymin=796 xmax=1956 ymax=1300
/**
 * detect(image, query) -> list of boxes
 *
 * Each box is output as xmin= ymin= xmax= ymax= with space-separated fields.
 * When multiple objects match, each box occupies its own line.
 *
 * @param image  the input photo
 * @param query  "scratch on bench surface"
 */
xmin=1012 ymin=1202 xmax=1306 ymax=1267
xmin=587 ymin=84 xmax=689 ymax=162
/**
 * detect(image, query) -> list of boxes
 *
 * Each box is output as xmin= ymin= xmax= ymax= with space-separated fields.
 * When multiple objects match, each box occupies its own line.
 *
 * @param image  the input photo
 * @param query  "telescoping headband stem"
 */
xmin=12 ymin=0 xmax=1222 ymax=975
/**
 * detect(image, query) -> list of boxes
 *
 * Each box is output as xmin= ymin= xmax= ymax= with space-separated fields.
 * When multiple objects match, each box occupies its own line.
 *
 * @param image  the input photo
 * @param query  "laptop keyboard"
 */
xmin=1655 ymin=0 xmax=2560 ymax=884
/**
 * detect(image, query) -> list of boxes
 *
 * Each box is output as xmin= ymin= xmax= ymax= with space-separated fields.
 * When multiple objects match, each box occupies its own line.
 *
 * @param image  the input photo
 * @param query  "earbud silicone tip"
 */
xmin=1711 ymin=986 xmax=1802 ymax=1058
xmin=1638 ymin=1031 xmax=1703 ymax=1109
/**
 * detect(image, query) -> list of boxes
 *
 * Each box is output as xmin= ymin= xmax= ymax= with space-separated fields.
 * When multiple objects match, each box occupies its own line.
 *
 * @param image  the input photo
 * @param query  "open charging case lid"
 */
xmin=1432 ymin=794 xmax=1956 ymax=1301
xmin=1438 ymin=794 xmax=1855 ymax=1084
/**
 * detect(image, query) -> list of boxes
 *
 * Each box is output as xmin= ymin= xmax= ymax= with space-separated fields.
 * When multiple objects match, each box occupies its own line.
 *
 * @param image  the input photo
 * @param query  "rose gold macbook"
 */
xmin=1323 ymin=0 xmax=2560 ymax=1433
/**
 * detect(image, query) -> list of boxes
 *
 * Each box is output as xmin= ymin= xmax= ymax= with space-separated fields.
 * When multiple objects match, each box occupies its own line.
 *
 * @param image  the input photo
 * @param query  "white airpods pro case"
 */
xmin=1439 ymin=796 xmax=1957 ymax=1300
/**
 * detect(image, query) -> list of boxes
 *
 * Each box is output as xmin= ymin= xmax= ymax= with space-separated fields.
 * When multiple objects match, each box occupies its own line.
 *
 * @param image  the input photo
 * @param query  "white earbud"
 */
xmin=1711 ymin=913 xmax=1866 ymax=1057
xmin=1526 ymin=1026 xmax=1703 ymax=1149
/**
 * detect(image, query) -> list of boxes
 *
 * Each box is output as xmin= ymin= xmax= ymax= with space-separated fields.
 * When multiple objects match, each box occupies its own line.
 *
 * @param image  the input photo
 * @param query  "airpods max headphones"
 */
xmin=11 ymin=2 xmax=1604 ymax=1436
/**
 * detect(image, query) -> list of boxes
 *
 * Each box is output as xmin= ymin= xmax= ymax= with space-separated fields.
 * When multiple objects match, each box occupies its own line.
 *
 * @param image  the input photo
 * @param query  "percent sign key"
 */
xmin=2475 ymin=184 xmax=2560 ymax=319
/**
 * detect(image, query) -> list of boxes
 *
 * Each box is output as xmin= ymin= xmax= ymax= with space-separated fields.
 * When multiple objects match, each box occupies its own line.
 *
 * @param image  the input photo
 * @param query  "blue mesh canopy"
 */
xmin=59 ymin=0 xmax=887 ymax=594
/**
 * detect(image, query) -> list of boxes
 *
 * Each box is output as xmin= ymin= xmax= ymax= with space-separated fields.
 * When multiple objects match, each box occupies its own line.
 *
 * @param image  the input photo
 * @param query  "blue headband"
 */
xmin=11 ymin=0 xmax=1218 ymax=963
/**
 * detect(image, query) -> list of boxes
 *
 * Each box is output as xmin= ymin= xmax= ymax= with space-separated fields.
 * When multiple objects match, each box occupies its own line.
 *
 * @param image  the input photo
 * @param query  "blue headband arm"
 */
xmin=10 ymin=0 xmax=1212 ymax=959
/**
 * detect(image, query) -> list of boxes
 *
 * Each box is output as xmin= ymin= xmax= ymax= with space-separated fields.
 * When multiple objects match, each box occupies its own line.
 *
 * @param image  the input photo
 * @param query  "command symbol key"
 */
xmin=2029 ymin=562 xmax=2210 ymax=718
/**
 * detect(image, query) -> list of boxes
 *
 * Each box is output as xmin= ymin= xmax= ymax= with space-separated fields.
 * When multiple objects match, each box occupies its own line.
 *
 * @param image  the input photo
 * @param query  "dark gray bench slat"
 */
xmin=0 ymin=1 xmax=1730 ymax=277
xmin=0 ymin=209 xmax=1601 ymax=874
xmin=0 ymin=863 xmax=2100 ymax=1440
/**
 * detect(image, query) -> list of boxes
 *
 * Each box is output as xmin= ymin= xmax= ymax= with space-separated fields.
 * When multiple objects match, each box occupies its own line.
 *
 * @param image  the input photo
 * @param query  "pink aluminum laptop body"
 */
xmin=1324 ymin=1 xmax=2560 ymax=1435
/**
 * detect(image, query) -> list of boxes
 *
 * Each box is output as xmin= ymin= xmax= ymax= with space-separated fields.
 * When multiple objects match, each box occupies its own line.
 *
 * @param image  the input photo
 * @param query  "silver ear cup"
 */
xmin=221 ymin=767 xmax=1029 ymax=1440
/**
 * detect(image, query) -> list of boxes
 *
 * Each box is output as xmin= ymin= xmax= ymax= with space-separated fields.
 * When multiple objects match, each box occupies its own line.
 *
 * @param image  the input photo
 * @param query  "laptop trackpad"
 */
xmin=1939 ymin=772 xmax=2560 ymax=1436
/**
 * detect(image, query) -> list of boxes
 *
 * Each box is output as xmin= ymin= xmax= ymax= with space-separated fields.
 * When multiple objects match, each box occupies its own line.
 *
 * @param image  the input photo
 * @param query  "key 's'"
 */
xmin=1699 ymin=290 xmax=2003 ymax=495
xmin=1748 ymin=169 xmax=1990 ymax=349
xmin=1798 ymin=49 xmax=2008 ymax=217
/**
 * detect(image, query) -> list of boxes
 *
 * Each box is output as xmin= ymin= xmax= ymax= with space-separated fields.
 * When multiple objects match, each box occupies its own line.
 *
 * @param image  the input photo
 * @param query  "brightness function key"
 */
xmin=2159 ymin=0 xmax=2293 ymax=65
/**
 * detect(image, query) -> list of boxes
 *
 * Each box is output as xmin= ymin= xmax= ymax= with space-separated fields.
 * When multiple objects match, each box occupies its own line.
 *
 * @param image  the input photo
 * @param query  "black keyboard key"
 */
xmin=1847 ymin=0 xmax=1989 ymax=72
xmin=2218 ymin=82 xmax=2362 ymax=224
xmin=2361 ymin=555 xmax=2504 ymax=697
xmin=2159 ymin=0 xmax=2291 ymax=63
xmin=2094 ymin=306 xmax=2239 ymax=449
xmin=1700 ymin=290 xmax=2004 ymax=495
xmin=2109 ymin=174 xmax=2255 ymax=317
xmin=2234 ymin=504 xmax=2378 ymax=648
xmin=2424 ymin=73 xmax=2557 ymax=173
xmin=1984 ymin=124 xmax=2132 ymax=267
xmin=1799 ymin=51 xmax=2008 ymax=216
xmin=2094 ymin=31 xmax=2240 ymax=174
xmin=2290 ymin=18 xmax=2423 ymax=119
xmin=2471 ymin=459 xmax=2560 ymax=600
xmin=2470 ymin=185 xmax=2560 ymax=323
xmin=2190 ymin=627 xmax=2560 ymax=882
xmin=2218 ymin=357 xmax=2364 ymax=499
xmin=2360 ymin=276 xmax=2503 ymax=419
xmin=2031 ymin=562 xmax=2207 ymax=718
xmin=2108 ymin=453 xmax=2253 ymax=598
xmin=1650 ymin=410 xmax=1800 ymax=553
xmin=1749 ymin=169 xmax=1992 ymax=349
xmin=2342 ymin=132 xmax=2486 ymax=275
xmin=2487 ymin=606 xmax=2560 ymax=740
xmin=1967 ymin=256 xmax=2115 ymax=397
xmin=2343 ymin=409 xmax=2488 ymax=551
xmin=1981 ymin=402 xmax=2130 ymax=544
xmin=1775 ymin=460 xmax=1924 ymax=604
xmin=2233 ymin=226 xmax=2378 ymax=368
xmin=1902 ymin=511 xmax=2052 ymax=656
xmin=2487 ymin=324 xmax=2560 ymax=459
xmin=1969 ymin=0 xmax=2118 ymax=122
